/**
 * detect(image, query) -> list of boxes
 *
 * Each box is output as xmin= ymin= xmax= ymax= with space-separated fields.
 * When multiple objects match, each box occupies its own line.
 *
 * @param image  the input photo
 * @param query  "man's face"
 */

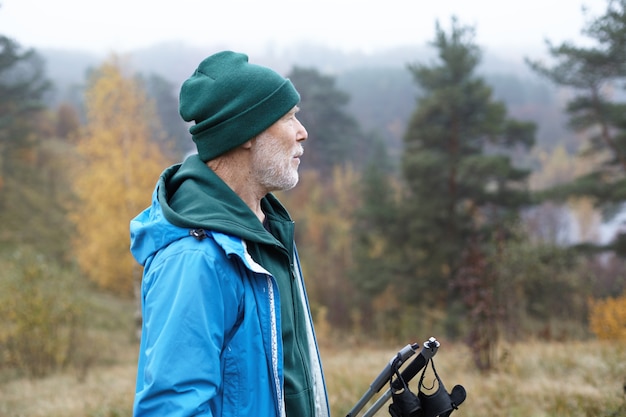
xmin=251 ymin=106 xmax=307 ymax=193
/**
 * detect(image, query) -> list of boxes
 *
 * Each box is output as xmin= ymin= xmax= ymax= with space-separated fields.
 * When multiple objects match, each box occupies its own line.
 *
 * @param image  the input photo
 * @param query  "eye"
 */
xmin=283 ymin=107 xmax=300 ymax=122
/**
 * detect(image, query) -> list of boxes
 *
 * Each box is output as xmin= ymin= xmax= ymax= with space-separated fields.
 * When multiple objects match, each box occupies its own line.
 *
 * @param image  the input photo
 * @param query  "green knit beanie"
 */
xmin=179 ymin=51 xmax=300 ymax=162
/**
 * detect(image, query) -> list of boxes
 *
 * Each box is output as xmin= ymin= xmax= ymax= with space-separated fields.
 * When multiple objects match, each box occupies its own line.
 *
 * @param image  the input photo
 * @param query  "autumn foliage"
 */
xmin=69 ymin=56 xmax=171 ymax=296
xmin=0 ymin=249 xmax=88 ymax=378
xmin=279 ymin=166 xmax=361 ymax=330
xmin=588 ymin=294 xmax=626 ymax=341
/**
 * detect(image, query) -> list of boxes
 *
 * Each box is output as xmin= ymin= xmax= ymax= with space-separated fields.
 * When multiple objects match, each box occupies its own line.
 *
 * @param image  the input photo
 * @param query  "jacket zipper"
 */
xmin=266 ymin=275 xmax=284 ymax=417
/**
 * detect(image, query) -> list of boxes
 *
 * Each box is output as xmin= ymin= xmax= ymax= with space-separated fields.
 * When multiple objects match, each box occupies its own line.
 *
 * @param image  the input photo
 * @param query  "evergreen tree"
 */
xmin=399 ymin=17 xmax=535 ymax=296
xmin=527 ymin=0 xmax=626 ymax=256
xmin=287 ymin=67 xmax=368 ymax=175
xmin=351 ymin=141 xmax=399 ymax=296
xmin=348 ymin=141 xmax=403 ymax=334
xmin=140 ymin=73 xmax=191 ymax=160
xmin=0 ymin=35 xmax=75 ymax=259
xmin=0 ymin=35 xmax=51 ymax=201
xmin=397 ymin=18 xmax=536 ymax=368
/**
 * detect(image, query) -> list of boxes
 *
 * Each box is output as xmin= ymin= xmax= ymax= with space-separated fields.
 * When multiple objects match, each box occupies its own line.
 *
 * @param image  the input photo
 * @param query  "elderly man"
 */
xmin=130 ymin=51 xmax=329 ymax=417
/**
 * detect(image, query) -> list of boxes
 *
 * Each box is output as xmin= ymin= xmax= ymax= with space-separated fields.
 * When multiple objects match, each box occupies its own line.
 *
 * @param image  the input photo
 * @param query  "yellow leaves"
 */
xmin=588 ymin=294 xmax=626 ymax=341
xmin=69 ymin=55 xmax=172 ymax=296
xmin=284 ymin=166 xmax=359 ymax=267
xmin=530 ymin=144 xmax=594 ymax=190
xmin=530 ymin=144 xmax=603 ymax=244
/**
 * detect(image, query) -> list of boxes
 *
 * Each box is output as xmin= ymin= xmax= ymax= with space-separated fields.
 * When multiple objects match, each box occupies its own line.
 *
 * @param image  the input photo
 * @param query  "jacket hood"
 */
xmin=130 ymin=154 xmax=291 ymax=266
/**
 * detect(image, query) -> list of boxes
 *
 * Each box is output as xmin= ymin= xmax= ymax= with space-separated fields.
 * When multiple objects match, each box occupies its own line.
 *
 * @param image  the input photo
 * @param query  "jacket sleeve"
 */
xmin=134 ymin=242 xmax=243 ymax=416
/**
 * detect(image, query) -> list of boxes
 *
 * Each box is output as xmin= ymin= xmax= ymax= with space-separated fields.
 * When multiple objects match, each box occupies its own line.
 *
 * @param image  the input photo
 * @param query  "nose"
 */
xmin=296 ymin=117 xmax=308 ymax=142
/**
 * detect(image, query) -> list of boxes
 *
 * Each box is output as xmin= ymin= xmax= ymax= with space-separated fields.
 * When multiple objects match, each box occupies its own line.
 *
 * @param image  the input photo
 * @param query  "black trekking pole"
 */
xmin=346 ymin=337 xmax=440 ymax=417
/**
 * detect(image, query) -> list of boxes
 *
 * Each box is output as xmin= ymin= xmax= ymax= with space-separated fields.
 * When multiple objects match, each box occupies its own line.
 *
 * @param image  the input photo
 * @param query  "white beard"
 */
xmin=252 ymin=131 xmax=302 ymax=192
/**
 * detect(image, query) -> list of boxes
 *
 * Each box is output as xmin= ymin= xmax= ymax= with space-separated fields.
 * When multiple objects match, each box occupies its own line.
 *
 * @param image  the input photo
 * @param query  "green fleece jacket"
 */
xmin=162 ymin=154 xmax=319 ymax=416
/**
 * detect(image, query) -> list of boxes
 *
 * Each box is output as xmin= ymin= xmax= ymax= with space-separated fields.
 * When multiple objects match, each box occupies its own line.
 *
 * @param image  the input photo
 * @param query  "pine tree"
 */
xmin=0 ymin=35 xmax=51 ymax=180
xmin=397 ymin=18 xmax=536 ymax=369
xmin=399 ymin=17 xmax=535 ymax=294
xmin=0 ymin=35 xmax=75 ymax=259
xmin=351 ymin=141 xmax=399 ymax=298
xmin=527 ymin=0 xmax=626 ymax=256
xmin=70 ymin=56 xmax=171 ymax=296
xmin=287 ymin=67 xmax=368 ymax=175
xmin=140 ymin=73 xmax=191 ymax=160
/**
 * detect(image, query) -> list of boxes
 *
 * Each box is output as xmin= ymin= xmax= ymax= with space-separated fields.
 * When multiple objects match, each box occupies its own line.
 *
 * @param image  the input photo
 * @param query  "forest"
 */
xmin=1 ymin=1 xmax=626 ymax=416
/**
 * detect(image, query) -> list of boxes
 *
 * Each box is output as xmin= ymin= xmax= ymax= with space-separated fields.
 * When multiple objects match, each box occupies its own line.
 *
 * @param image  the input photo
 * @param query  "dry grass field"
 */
xmin=325 ymin=339 xmax=626 ymax=417
xmin=1 ymin=335 xmax=624 ymax=417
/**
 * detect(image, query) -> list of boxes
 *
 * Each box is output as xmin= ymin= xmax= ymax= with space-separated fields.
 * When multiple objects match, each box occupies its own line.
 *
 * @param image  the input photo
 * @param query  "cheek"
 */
xmin=278 ymin=136 xmax=294 ymax=153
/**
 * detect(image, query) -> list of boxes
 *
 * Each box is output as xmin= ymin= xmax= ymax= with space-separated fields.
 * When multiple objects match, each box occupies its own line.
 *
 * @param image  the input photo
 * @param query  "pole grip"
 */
xmin=345 ymin=342 xmax=419 ymax=417
xmin=391 ymin=337 xmax=439 ymax=390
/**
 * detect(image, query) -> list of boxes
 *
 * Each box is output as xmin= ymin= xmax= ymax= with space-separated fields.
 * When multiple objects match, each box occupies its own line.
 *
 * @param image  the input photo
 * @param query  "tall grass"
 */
xmin=325 ymin=339 xmax=626 ymax=417
xmin=1 ymin=336 xmax=624 ymax=417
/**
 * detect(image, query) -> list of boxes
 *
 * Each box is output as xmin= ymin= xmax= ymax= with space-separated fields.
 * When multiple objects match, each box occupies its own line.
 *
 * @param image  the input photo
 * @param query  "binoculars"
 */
xmin=346 ymin=337 xmax=466 ymax=417
xmin=389 ymin=357 xmax=466 ymax=417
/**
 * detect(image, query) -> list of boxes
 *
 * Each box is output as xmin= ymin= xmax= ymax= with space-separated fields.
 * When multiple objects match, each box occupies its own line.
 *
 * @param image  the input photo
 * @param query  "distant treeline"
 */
xmin=40 ymin=42 xmax=573 ymax=164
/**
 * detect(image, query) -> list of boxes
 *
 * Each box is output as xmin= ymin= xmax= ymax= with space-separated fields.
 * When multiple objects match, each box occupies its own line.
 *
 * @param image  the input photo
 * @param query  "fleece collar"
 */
xmin=159 ymin=154 xmax=292 ymax=247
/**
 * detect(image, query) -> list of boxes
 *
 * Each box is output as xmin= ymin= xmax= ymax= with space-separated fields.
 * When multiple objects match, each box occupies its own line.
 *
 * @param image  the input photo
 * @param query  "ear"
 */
xmin=241 ymin=139 xmax=253 ymax=150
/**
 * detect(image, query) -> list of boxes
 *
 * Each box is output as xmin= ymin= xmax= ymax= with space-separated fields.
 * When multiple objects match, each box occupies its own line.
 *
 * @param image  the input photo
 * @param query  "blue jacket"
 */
xmin=130 ymin=155 xmax=329 ymax=416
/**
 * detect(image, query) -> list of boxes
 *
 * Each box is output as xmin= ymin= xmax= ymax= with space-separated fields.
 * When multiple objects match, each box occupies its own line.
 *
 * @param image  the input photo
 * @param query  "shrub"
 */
xmin=588 ymin=294 xmax=626 ymax=341
xmin=0 ymin=248 xmax=92 ymax=378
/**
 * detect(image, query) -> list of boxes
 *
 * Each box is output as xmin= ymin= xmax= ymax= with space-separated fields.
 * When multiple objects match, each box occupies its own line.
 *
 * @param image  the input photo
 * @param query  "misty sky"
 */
xmin=0 ymin=0 xmax=605 ymax=56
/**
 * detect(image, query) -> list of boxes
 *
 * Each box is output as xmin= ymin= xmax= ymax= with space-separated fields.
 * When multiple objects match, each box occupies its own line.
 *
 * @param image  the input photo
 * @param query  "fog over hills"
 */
xmin=41 ymin=40 xmax=543 ymax=94
xmin=39 ymin=40 xmax=570 ymax=159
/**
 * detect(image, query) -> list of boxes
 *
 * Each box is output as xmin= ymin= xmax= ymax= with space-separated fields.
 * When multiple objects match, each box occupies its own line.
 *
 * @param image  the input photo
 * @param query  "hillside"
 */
xmin=39 ymin=41 xmax=575 ymax=162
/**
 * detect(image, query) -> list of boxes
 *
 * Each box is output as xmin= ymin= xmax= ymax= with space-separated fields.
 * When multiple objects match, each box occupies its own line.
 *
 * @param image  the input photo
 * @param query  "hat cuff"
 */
xmin=193 ymin=80 xmax=300 ymax=162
